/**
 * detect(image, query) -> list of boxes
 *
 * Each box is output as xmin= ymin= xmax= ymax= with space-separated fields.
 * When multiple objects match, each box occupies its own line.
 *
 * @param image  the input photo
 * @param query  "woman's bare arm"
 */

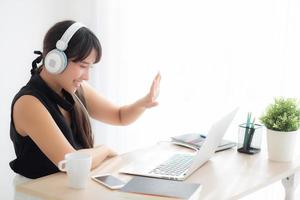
xmin=13 ymin=95 xmax=114 ymax=169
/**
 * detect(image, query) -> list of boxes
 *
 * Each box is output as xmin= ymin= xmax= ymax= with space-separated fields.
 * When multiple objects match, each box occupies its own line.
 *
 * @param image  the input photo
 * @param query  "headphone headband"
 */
xmin=56 ymin=22 xmax=85 ymax=51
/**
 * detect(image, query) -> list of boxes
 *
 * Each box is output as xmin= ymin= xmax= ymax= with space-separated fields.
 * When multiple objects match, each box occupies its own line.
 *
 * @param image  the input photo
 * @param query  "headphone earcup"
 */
xmin=44 ymin=49 xmax=67 ymax=74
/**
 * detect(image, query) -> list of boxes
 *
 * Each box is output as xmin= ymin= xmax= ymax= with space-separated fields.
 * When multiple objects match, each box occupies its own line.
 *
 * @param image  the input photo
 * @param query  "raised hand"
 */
xmin=142 ymin=72 xmax=161 ymax=108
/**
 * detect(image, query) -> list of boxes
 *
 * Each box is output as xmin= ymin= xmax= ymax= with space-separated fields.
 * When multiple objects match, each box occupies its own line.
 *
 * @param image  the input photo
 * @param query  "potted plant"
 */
xmin=260 ymin=97 xmax=300 ymax=162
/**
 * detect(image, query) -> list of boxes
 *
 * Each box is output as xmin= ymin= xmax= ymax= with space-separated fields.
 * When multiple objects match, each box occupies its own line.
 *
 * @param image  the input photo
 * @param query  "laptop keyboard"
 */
xmin=149 ymin=154 xmax=194 ymax=176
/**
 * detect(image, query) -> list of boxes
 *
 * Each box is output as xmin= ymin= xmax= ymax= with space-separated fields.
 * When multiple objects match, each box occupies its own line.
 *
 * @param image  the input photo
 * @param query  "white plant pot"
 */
xmin=266 ymin=129 xmax=299 ymax=162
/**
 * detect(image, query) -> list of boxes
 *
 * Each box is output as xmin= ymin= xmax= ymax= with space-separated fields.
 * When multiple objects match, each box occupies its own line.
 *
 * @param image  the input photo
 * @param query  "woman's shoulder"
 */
xmin=11 ymin=84 xmax=49 ymax=124
xmin=12 ymin=78 xmax=48 ymax=109
xmin=12 ymin=93 xmax=48 ymax=136
xmin=13 ymin=93 xmax=47 ymax=120
xmin=12 ymin=78 xmax=35 ymax=99
xmin=14 ymin=94 xmax=42 ymax=109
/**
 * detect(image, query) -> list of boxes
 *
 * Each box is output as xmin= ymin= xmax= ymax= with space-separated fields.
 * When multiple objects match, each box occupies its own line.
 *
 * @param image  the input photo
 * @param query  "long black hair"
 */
xmin=41 ymin=20 xmax=102 ymax=148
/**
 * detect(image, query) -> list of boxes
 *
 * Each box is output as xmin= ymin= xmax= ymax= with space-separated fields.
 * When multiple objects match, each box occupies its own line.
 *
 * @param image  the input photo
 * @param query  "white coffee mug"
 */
xmin=58 ymin=152 xmax=92 ymax=189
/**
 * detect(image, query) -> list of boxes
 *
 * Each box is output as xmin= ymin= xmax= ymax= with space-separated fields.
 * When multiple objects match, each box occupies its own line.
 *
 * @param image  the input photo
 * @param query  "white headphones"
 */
xmin=44 ymin=22 xmax=84 ymax=74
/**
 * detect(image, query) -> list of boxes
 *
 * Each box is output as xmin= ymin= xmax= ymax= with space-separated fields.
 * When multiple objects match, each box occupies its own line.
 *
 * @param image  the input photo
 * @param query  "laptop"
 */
xmin=119 ymin=108 xmax=238 ymax=181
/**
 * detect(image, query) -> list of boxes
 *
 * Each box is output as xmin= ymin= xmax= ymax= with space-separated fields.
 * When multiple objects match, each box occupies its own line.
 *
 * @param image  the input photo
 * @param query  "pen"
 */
xmin=243 ymin=112 xmax=251 ymax=151
xmin=246 ymin=118 xmax=256 ymax=150
xmin=251 ymin=118 xmax=255 ymax=128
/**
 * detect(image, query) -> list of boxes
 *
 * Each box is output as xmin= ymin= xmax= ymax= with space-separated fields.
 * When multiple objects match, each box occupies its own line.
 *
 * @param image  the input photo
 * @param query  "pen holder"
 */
xmin=237 ymin=123 xmax=262 ymax=154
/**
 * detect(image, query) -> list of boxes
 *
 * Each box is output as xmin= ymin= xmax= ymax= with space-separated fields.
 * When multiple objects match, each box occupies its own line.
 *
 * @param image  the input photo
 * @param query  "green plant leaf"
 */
xmin=260 ymin=97 xmax=300 ymax=132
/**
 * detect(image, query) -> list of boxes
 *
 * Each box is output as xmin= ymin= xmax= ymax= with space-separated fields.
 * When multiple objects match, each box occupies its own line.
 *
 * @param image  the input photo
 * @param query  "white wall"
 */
xmin=97 ymin=0 xmax=300 ymax=154
xmin=0 ymin=0 xmax=98 ymax=198
xmin=0 ymin=2 xmax=61 ymax=198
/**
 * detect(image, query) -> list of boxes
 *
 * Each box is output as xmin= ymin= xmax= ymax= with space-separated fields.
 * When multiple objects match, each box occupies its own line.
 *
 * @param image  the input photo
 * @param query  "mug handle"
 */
xmin=58 ymin=160 xmax=67 ymax=172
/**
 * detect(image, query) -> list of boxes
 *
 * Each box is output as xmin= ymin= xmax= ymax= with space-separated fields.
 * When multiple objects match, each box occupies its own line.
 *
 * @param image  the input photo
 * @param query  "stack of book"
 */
xmin=171 ymin=133 xmax=236 ymax=151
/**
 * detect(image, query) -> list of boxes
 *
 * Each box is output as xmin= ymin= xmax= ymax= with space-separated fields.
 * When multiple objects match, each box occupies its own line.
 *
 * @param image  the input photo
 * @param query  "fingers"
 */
xmin=144 ymin=72 xmax=161 ymax=108
xmin=154 ymin=72 xmax=161 ymax=86
xmin=150 ymin=72 xmax=161 ymax=99
xmin=156 ymin=72 xmax=161 ymax=82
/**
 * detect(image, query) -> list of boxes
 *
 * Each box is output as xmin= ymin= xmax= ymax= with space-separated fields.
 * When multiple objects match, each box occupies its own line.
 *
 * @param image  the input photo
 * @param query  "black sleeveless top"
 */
xmin=9 ymin=74 xmax=86 ymax=179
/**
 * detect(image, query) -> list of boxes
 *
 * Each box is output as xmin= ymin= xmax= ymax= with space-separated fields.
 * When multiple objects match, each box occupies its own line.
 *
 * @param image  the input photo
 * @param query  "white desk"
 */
xmin=15 ymin=143 xmax=300 ymax=200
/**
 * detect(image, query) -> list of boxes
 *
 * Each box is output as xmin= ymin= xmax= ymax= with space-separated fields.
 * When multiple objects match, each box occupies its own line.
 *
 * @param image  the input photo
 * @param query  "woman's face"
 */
xmin=58 ymin=49 xmax=97 ymax=93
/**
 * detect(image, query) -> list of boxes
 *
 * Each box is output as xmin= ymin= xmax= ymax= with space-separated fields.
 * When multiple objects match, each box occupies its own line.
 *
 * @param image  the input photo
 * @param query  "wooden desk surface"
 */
xmin=17 ymin=143 xmax=300 ymax=200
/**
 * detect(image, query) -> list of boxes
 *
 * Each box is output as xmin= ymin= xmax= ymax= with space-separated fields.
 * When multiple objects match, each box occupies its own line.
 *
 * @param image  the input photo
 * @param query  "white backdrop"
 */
xmin=1 ymin=0 xmax=300 ymax=199
xmin=91 ymin=0 xmax=300 ymax=154
xmin=0 ymin=0 xmax=100 ymax=198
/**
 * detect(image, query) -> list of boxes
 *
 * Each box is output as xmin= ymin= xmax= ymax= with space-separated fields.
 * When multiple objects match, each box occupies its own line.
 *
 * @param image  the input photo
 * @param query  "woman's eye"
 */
xmin=80 ymin=65 xmax=94 ymax=69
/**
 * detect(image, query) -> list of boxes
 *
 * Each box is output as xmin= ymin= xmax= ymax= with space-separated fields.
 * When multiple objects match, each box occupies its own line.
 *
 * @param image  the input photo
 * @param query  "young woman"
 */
xmin=10 ymin=20 xmax=161 ymax=179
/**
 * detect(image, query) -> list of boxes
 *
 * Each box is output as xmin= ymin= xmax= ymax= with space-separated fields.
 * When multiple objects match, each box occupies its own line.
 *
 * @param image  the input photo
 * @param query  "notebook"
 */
xmin=171 ymin=133 xmax=236 ymax=151
xmin=119 ymin=176 xmax=202 ymax=200
xmin=119 ymin=108 xmax=238 ymax=181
